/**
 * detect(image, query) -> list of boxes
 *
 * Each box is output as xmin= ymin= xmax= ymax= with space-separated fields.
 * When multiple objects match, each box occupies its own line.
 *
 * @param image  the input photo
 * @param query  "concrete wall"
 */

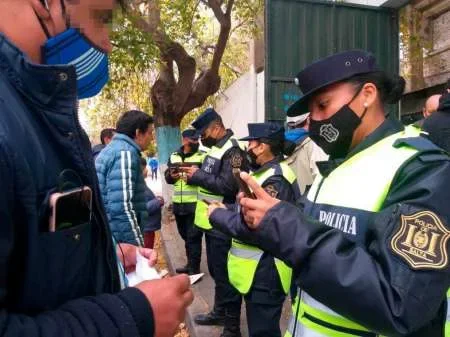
xmin=216 ymin=70 xmax=265 ymax=138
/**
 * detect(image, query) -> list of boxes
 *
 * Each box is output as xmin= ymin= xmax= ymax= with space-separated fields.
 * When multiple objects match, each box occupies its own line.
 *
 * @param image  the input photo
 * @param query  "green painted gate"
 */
xmin=265 ymin=0 xmax=399 ymax=121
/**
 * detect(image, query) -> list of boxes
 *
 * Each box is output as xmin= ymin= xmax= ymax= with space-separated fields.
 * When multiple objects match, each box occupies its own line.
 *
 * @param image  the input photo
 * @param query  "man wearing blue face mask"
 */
xmin=284 ymin=113 xmax=328 ymax=195
xmin=0 ymin=1 xmax=193 ymax=337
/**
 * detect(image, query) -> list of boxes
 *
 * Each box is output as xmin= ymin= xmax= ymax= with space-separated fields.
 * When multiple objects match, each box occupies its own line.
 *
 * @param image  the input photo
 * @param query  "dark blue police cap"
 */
xmin=191 ymin=108 xmax=221 ymax=133
xmin=240 ymin=123 xmax=285 ymax=142
xmin=287 ymin=50 xmax=378 ymax=116
xmin=182 ymin=128 xmax=199 ymax=139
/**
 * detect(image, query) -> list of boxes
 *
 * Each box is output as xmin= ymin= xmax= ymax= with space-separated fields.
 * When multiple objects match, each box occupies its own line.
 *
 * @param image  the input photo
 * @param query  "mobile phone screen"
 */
xmin=55 ymin=189 xmax=92 ymax=231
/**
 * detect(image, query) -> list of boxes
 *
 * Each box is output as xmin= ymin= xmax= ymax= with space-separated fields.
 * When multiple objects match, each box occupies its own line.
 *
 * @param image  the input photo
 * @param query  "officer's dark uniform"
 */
xmin=189 ymin=108 xmax=249 ymax=335
xmin=211 ymin=123 xmax=301 ymax=337
xmin=210 ymin=51 xmax=450 ymax=337
xmin=165 ymin=129 xmax=204 ymax=274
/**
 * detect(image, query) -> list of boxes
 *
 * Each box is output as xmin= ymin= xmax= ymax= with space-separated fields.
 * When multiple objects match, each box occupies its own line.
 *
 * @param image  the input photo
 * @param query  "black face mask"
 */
xmin=201 ymin=136 xmax=217 ymax=148
xmin=246 ymin=148 xmax=260 ymax=170
xmin=189 ymin=142 xmax=200 ymax=153
xmin=309 ymin=89 xmax=367 ymax=159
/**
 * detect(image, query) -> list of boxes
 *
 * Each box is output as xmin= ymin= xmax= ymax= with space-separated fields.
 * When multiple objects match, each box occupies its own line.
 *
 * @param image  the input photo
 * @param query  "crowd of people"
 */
xmin=1 ymin=1 xmax=450 ymax=337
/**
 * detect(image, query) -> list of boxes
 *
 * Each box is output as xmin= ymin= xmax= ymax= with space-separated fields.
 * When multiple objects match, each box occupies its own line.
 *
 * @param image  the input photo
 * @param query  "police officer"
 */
xmin=184 ymin=108 xmax=249 ymax=337
xmin=209 ymin=50 xmax=450 ymax=337
xmin=209 ymin=122 xmax=301 ymax=337
xmin=165 ymin=128 xmax=205 ymax=275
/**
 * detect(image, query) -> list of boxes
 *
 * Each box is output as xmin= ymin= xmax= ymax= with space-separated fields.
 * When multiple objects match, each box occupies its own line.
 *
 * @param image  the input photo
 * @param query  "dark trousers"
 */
xmin=151 ymin=168 xmax=158 ymax=180
xmin=205 ymin=233 xmax=241 ymax=315
xmin=244 ymin=255 xmax=286 ymax=337
xmin=174 ymin=212 xmax=203 ymax=270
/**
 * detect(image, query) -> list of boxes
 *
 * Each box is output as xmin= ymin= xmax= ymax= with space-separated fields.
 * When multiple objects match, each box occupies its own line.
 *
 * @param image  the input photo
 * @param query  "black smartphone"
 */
xmin=49 ymin=187 xmax=92 ymax=231
xmin=233 ymin=169 xmax=255 ymax=199
xmin=202 ymin=199 xmax=212 ymax=206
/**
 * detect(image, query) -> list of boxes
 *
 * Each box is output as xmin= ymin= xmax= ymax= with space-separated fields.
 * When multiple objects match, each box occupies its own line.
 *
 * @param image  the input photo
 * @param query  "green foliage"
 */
xmin=84 ymin=0 xmax=262 ymax=142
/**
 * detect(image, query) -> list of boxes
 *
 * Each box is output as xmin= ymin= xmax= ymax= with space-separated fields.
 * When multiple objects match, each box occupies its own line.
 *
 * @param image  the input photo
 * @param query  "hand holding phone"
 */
xmin=233 ymin=169 xmax=255 ymax=199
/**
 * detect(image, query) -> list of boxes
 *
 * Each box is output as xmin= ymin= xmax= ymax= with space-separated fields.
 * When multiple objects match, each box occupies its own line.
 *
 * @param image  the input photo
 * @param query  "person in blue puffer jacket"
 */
xmin=96 ymin=110 xmax=154 ymax=246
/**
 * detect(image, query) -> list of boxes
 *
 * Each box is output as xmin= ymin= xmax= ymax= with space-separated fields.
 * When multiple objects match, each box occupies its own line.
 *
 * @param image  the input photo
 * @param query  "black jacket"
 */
xmin=423 ymin=93 xmax=450 ymax=153
xmin=188 ymin=130 xmax=249 ymax=237
xmin=211 ymin=119 xmax=450 ymax=336
xmin=210 ymin=157 xmax=299 ymax=241
xmin=0 ymin=34 xmax=153 ymax=336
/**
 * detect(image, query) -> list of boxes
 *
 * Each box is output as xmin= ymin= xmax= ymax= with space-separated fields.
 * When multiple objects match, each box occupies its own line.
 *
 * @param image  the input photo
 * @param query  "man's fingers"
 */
xmin=181 ymin=288 xmax=194 ymax=306
xmin=240 ymin=196 xmax=265 ymax=210
xmin=240 ymin=172 xmax=270 ymax=200
xmin=172 ymin=274 xmax=191 ymax=293
xmin=31 ymin=0 xmax=50 ymax=19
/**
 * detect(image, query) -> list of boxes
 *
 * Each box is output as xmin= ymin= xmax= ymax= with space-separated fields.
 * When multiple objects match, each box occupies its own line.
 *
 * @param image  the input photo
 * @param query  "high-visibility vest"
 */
xmin=194 ymin=138 xmax=245 ymax=231
xmin=228 ymin=161 xmax=300 ymax=295
xmin=170 ymin=151 xmax=205 ymax=204
xmin=285 ymin=126 xmax=433 ymax=337
xmin=445 ymin=289 xmax=450 ymax=337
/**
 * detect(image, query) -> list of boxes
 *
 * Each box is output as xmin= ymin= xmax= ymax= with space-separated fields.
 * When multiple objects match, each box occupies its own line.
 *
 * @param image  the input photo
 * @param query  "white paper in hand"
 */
xmin=126 ymin=249 xmax=161 ymax=287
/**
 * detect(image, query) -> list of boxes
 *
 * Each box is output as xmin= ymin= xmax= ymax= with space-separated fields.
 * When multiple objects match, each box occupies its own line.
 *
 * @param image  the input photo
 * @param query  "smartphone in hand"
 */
xmin=233 ymin=169 xmax=255 ymax=199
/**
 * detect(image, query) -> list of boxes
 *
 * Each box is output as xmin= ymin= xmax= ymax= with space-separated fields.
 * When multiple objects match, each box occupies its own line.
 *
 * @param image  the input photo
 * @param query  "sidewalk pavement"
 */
xmin=160 ymin=208 xmax=291 ymax=337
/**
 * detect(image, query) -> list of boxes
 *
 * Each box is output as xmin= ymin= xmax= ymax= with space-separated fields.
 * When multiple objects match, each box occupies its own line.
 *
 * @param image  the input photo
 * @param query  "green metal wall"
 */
xmin=265 ymin=0 xmax=399 ymax=121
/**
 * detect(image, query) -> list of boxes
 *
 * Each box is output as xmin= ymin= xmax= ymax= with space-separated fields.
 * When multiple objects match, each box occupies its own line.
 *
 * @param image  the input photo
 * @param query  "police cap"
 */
xmin=287 ymin=50 xmax=378 ymax=117
xmin=182 ymin=128 xmax=199 ymax=140
xmin=191 ymin=108 xmax=221 ymax=134
xmin=240 ymin=123 xmax=285 ymax=142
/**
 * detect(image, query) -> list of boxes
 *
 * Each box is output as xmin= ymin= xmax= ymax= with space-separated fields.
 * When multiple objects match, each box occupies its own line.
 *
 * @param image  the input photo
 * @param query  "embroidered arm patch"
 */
xmin=391 ymin=211 xmax=450 ymax=270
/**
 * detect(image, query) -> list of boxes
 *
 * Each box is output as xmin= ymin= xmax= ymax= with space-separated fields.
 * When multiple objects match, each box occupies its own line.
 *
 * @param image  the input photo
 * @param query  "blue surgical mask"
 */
xmin=37 ymin=1 xmax=109 ymax=99
xmin=42 ymin=28 xmax=109 ymax=99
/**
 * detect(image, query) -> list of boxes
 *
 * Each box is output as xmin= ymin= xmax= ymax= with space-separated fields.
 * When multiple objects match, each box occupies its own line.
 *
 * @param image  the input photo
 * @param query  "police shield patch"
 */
xmin=320 ymin=124 xmax=339 ymax=143
xmin=391 ymin=211 xmax=450 ymax=270
xmin=264 ymin=184 xmax=279 ymax=198
xmin=231 ymin=153 xmax=242 ymax=169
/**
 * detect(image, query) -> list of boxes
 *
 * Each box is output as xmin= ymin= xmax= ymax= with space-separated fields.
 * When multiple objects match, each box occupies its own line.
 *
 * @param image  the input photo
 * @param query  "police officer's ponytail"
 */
xmin=347 ymin=71 xmax=406 ymax=105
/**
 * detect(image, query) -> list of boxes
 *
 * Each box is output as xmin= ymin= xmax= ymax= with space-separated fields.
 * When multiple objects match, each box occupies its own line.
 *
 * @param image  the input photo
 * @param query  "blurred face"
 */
xmin=135 ymin=125 xmax=153 ymax=150
xmin=45 ymin=0 xmax=115 ymax=53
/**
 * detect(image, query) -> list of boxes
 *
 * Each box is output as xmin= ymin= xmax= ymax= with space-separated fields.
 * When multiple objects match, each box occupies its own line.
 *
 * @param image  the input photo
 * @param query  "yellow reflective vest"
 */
xmin=170 ymin=151 xmax=205 ymax=204
xmin=228 ymin=161 xmax=298 ymax=295
xmin=194 ymin=138 xmax=245 ymax=231
xmin=285 ymin=126 xmax=423 ymax=337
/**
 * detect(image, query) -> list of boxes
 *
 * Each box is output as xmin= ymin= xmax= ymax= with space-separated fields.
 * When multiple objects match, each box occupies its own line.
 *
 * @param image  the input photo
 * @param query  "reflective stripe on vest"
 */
xmin=194 ymin=138 xmax=245 ymax=230
xmin=228 ymin=161 xmax=296 ymax=295
xmin=286 ymin=126 xmax=422 ymax=337
xmin=171 ymin=152 xmax=205 ymax=204
xmin=445 ymin=289 xmax=450 ymax=337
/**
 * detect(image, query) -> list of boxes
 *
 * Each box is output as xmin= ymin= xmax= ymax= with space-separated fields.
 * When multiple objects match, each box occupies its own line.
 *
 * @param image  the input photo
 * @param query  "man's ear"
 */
xmin=31 ymin=0 xmax=51 ymax=19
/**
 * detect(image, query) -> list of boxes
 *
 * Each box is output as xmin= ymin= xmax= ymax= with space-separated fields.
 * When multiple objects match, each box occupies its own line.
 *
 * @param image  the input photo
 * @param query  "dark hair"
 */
xmin=116 ymin=110 xmax=153 ymax=139
xmin=346 ymin=71 xmax=405 ymax=104
xmin=140 ymin=157 xmax=147 ymax=167
xmin=213 ymin=118 xmax=224 ymax=128
xmin=261 ymin=138 xmax=284 ymax=157
xmin=446 ymin=78 xmax=450 ymax=90
xmin=100 ymin=128 xmax=115 ymax=145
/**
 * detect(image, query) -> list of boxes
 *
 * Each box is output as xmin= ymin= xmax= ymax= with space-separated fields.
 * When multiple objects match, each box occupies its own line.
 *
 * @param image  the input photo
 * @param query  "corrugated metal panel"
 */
xmin=266 ymin=0 xmax=399 ymax=121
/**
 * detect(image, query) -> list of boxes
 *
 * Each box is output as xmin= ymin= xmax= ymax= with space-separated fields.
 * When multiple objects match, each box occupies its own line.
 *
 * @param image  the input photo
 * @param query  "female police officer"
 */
xmin=209 ymin=50 xmax=450 ymax=337
xmin=209 ymin=122 xmax=301 ymax=337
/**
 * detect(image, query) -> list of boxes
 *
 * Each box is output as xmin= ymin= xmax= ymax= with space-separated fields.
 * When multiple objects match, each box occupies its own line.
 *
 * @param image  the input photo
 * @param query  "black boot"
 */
xmin=194 ymin=309 xmax=226 ymax=326
xmin=219 ymin=313 xmax=241 ymax=337
xmin=175 ymin=264 xmax=189 ymax=274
